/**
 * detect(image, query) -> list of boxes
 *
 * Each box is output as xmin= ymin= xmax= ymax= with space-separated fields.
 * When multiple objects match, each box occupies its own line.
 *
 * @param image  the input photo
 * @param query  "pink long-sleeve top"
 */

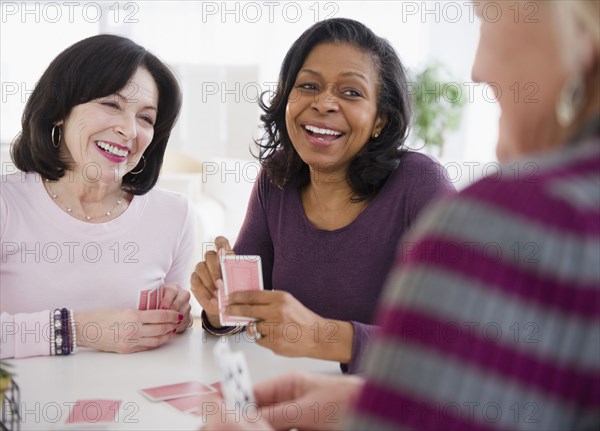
xmin=0 ymin=172 xmax=196 ymax=359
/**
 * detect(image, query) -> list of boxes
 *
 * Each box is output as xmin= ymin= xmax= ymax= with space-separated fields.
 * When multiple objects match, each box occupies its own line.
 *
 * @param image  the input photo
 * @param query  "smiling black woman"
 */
xmin=191 ymin=18 xmax=456 ymax=374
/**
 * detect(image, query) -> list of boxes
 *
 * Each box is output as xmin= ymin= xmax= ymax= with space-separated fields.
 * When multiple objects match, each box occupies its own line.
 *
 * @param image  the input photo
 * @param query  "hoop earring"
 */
xmin=556 ymin=74 xmax=586 ymax=128
xmin=129 ymin=155 xmax=146 ymax=175
xmin=51 ymin=125 xmax=61 ymax=148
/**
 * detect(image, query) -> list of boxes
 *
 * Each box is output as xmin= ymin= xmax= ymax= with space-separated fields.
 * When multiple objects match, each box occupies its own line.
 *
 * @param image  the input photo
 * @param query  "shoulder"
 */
xmin=381 ymin=152 xmax=455 ymax=208
xmin=408 ymin=140 xmax=600 ymax=244
xmin=398 ymin=151 xmax=446 ymax=174
xmin=146 ymin=186 xmax=191 ymax=206
xmin=144 ymin=187 xmax=194 ymax=223
xmin=1 ymin=172 xmax=41 ymax=237
xmin=255 ymin=167 xmax=286 ymax=199
xmin=1 ymin=172 xmax=38 ymax=199
xmin=463 ymin=140 xmax=599 ymax=228
xmin=398 ymin=150 xmax=443 ymax=169
xmin=1 ymin=171 xmax=34 ymax=188
xmin=389 ymin=151 xmax=454 ymax=192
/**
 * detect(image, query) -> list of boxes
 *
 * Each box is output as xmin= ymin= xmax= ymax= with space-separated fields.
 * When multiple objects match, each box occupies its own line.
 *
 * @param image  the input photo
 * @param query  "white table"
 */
xmin=4 ymin=327 xmax=340 ymax=430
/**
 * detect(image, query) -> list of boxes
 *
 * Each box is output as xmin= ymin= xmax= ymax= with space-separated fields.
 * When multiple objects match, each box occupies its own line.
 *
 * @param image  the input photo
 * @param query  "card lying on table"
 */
xmin=140 ymin=381 xmax=216 ymax=402
xmin=218 ymin=255 xmax=264 ymax=326
xmin=164 ymin=393 xmax=213 ymax=414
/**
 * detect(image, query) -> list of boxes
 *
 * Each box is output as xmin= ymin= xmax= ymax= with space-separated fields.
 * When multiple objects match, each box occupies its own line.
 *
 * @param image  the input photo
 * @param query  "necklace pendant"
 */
xmin=85 ymin=216 xmax=91 ymax=221
xmin=106 ymin=212 xmax=111 ymax=216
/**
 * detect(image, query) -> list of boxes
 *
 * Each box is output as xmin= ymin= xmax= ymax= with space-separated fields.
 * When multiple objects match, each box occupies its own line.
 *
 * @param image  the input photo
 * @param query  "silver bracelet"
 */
xmin=49 ymin=310 xmax=56 ymax=356
xmin=69 ymin=309 xmax=78 ymax=354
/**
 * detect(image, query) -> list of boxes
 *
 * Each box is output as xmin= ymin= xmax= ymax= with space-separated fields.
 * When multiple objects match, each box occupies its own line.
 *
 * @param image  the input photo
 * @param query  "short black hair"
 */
xmin=256 ymin=18 xmax=412 ymax=200
xmin=11 ymin=34 xmax=182 ymax=195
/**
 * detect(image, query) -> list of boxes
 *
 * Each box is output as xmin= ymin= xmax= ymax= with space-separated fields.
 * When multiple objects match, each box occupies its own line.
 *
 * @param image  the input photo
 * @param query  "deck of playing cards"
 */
xmin=218 ymin=255 xmax=264 ymax=326
xmin=138 ymin=285 xmax=164 ymax=311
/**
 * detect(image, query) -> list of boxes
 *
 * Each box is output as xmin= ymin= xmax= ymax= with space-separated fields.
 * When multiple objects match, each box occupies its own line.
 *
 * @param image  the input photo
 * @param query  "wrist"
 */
xmin=74 ymin=311 xmax=90 ymax=349
xmin=315 ymin=320 xmax=353 ymax=363
xmin=200 ymin=310 xmax=242 ymax=336
xmin=206 ymin=311 xmax=222 ymax=329
xmin=49 ymin=308 xmax=78 ymax=356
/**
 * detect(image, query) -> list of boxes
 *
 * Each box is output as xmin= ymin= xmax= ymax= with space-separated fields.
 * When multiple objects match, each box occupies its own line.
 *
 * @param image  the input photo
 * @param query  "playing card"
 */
xmin=140 ymin=381 xmax=215 ymax=402
xmin=164 ymin=393 xmax=214 ymax=414
xmin=65 ymin=399 xmax=122 ymax=425
xmin=213 ymin=340 xmax=255 ymax=410
xmin=148 ymin=288 xmax=158 ymax=310
xmin=218 ymin=255 xmax=264 ymax=326
xmin=209 ymin=381 xmax=222 ymax=394
xmin=138 ymin=290 xmax=149 ymax=311
xmin=138 ymin=283 xmax=165 ymax=311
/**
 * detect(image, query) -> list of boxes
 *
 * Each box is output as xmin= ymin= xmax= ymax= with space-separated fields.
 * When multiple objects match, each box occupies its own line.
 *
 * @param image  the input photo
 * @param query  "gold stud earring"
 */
xmin=372 ymin=132 xmax=380 ymax=139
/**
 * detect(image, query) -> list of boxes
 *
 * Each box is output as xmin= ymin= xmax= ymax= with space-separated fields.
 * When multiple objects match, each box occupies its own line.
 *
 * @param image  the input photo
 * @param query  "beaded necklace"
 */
xmin=45 ymin=179 xmax=125 ymax=221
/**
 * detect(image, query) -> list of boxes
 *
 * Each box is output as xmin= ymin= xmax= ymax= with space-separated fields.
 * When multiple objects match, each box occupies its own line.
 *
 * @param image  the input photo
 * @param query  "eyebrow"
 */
xmin=116 ymin=92 xmax=158 ymax=111
xmin=298 ymin=68 xmax=370 ymax=84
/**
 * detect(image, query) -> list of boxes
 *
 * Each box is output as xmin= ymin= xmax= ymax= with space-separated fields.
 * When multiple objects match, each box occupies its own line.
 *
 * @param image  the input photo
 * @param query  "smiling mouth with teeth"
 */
xmin=304 ymin=124 xmax=343 ymax=138
xmin=96 ymin=141 xmax=129 ymax=158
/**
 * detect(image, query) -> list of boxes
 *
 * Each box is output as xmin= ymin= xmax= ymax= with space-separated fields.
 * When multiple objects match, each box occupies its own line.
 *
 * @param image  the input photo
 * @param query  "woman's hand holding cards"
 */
xmin=190 ymin=236 xmax=235 ymax=328
xmin=226 ymin=291 xmax=355 ymax=362
xmin=159 ymin=283 xmax=192 ymax=332
xmin=191 ymin=236 xmax=355 ymax=362
xmin=253 ymin=371 xmax=363 ymax=430
xmin=74 ymin=309 xmax=182 ymax=353
xmin=201 ymin=371 xmax=363 ymax=430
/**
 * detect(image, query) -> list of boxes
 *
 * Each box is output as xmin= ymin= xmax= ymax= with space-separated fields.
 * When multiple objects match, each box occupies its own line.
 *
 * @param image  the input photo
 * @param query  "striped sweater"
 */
xmin=346 ymin=134 xmax=600 ymax=431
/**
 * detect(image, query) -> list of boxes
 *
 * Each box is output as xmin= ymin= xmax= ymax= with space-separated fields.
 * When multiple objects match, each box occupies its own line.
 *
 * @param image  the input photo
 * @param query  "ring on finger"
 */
xmin=248 ymin=322 xmax=263 ymax=341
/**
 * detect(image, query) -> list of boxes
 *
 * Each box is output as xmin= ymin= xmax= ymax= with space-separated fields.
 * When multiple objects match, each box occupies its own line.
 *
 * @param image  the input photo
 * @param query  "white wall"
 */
xmin=1 ymin=1 xmax=498 ymax=177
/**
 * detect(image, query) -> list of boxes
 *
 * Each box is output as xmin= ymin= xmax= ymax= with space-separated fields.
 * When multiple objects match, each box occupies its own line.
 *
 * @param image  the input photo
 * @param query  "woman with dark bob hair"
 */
xmin=192 ymin=18 xmax=455 ymax=373
xmin=1 ymin=35 xmax=195 ymax=359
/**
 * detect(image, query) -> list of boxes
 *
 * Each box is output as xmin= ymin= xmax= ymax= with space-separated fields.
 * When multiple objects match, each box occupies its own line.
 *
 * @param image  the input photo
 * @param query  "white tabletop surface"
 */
xmin=4 ymin=327 xmax=340 ymax=430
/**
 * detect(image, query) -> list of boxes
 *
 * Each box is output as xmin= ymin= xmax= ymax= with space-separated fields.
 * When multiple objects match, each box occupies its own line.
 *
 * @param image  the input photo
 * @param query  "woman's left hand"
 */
xmin=225 ymin=291 xmax=353 ymax=362
xmin=160 ymin=283 xmax=192 ymax=333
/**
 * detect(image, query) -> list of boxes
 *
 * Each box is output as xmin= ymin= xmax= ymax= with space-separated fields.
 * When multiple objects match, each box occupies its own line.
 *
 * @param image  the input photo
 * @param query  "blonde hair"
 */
xmin=573 ymin=1 xmax=599 ymax=47
xmin=554 ymin=1 xmax=600 ymax=60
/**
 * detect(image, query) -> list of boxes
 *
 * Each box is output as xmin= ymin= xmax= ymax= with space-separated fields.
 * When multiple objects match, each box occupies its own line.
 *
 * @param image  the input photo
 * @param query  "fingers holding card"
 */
xmin=218 ymin=255 xmax=264 ymax=326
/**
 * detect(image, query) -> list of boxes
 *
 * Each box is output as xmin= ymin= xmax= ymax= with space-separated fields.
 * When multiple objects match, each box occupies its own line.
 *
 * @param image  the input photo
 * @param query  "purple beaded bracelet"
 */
xmin=61 ymin=308 xmax=70 ymax=355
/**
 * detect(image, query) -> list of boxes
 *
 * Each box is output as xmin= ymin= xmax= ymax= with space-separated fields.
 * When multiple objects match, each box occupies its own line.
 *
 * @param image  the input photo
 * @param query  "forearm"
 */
xmin=74 ymin=311 xmax=92 ymax=349
xmin=312 ymin=319 xmax=354 ymax=363
xmin=1 ymin=311 xmax=51 ymax=359
xmin=0 ymin=310 xmax=79 ymax=359
xmin=313 ymin=320 xmax=377 ymax=373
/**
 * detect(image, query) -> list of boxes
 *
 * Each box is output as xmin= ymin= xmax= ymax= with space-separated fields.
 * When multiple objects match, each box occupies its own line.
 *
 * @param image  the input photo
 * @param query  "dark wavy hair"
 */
xmin=256 ymin=18 xmax=412 ymax=200
xmin=11 ymin=34 xmax=182 ymax=195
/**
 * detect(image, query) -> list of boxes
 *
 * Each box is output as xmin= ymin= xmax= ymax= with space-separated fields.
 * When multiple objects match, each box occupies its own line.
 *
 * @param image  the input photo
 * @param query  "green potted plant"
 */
xmin=410 ymin=62 xmax=467 ymax=158
xmin=0 ymin=362 xmax=13 ymax=406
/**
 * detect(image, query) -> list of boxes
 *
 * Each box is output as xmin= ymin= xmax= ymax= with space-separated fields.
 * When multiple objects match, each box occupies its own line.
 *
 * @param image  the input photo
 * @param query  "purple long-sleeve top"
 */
xmin=234 ymin=151 xmax=456 ymax=372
